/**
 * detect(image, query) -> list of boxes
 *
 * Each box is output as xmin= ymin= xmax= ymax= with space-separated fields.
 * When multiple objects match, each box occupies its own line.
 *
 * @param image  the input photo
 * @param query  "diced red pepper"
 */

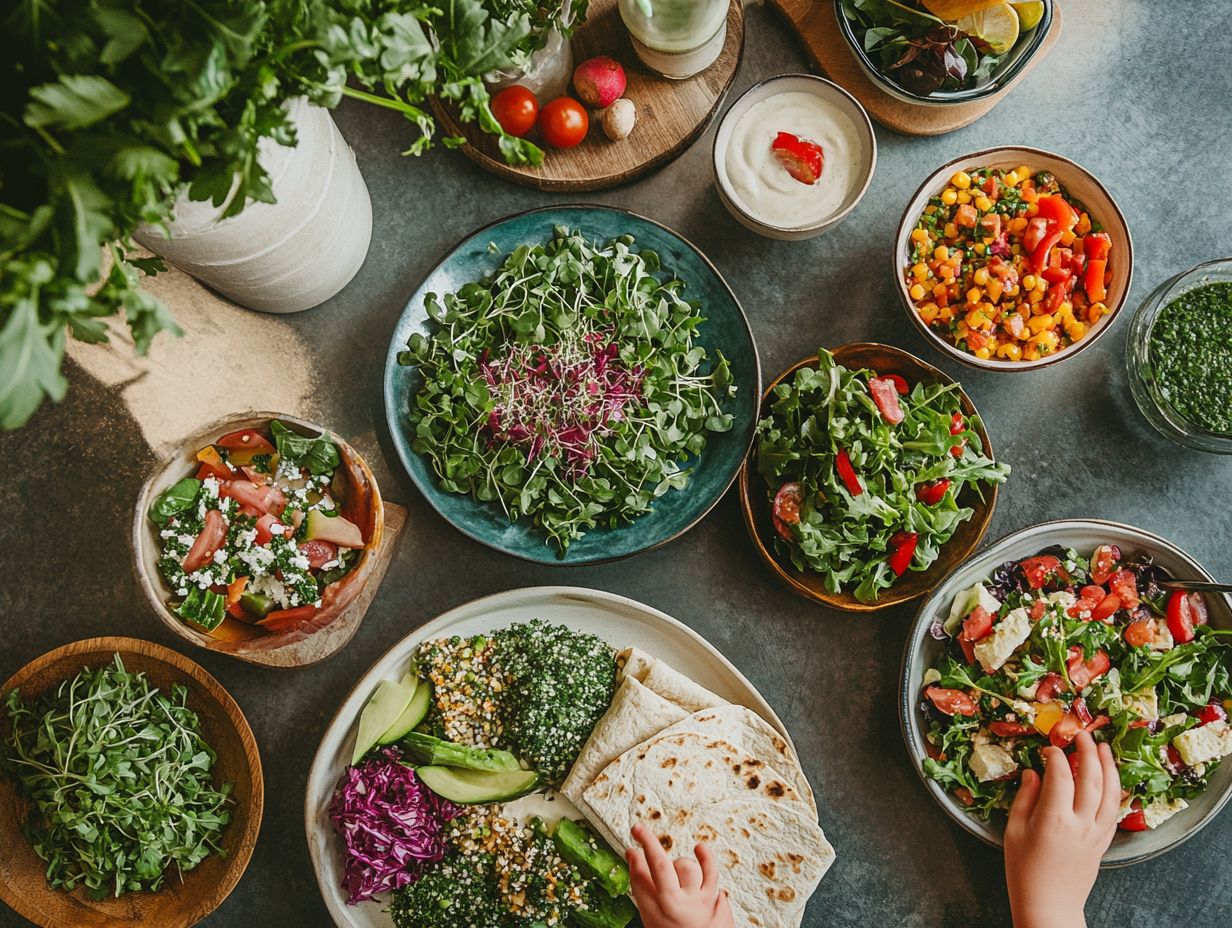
xmin=1084 ymin=259 xmax=1107 ymax=302
xmin=771 ymin=132 xmax=824 ymax=185
xmin=888 ymin=530 xmax=918 ymax=576
xmin=1084 ymin=231 xmax=1112 ymax=261
xmin=1036 ymin=195 xmax=1079 ymax=231
xmin=1041 ymin=266 xmax=1072 ymax=285
xmin=1029 ymin=224 xmax=1066 ymax=274
xmin=835 ymin=447 xmax=863 ymax=496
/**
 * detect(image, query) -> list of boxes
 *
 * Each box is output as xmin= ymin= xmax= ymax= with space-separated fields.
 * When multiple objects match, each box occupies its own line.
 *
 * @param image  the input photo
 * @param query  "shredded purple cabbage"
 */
xmin=329 ymin=748 xmax=459 ymax=904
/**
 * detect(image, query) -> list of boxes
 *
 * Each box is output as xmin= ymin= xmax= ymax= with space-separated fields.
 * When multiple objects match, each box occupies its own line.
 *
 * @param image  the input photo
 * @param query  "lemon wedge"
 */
xmin=1010 ymin=1 xmax=1045 ymax=30
xmin=956 ymin=2 xmax=1021 ymax=55
xmin=921 ymin=0 xmax=1003 ymax=18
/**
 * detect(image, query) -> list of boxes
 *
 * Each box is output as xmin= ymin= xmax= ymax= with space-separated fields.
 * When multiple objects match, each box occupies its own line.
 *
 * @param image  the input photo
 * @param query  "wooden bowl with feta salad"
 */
xmin=134 ymin=414 xmax=384 ymax=667
xmin=900 ymin=520 xmax=1232 ymax=866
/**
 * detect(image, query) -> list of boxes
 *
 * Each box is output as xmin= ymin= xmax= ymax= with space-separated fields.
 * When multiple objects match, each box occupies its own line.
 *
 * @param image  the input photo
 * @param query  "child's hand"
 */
xmin=1004 ymin=731 xmax=1121 ymax=928
xmin=627 ymin=823 xmax=734 ymax=928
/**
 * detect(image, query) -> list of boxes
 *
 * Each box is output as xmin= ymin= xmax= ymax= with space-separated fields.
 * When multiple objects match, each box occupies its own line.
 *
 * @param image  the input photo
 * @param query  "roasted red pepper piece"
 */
xmin=888 ymin=530 xmax=918 ymax=576
xmin=835 ymin=447 xmax=863 ymax=496
xmin=770 ymin=132 xmax=824 ymax=185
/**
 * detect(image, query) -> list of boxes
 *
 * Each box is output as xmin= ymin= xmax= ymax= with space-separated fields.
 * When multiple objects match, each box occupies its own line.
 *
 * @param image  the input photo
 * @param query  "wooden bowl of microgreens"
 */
xmin=0 ymin=637 xmax=262 ymax=928
xmin=738 ymin=342 xmax=1001 ymax=612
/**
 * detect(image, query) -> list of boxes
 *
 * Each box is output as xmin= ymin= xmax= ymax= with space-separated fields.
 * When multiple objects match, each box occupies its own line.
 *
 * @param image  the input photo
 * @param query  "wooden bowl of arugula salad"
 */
xmin=133 ymin=413 xmax=385 ymax=668
xmin=0 ymin=637 xmax=262 ymax=928
xmin=738 ymin=342 xmax=1008 ymax=612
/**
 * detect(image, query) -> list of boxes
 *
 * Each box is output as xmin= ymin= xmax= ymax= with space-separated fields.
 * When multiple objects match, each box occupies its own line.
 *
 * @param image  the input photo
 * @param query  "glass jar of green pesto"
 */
xmin=1128 ymin=257 xmax=1232 ymax=453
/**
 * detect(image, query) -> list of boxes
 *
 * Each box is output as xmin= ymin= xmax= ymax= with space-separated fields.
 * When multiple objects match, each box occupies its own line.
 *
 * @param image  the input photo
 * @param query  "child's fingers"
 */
xmin=1072 ymin=731 xmax=1103 ymax=819
xmin=713 ymin=889 xmax=734 ymax=927
xmin=626 ymin=846 xmax=658 ymax=899
xmin=696 ymin=841 xmax=719 ymax=895
xmin=1037 ymin=745 xmax=1075 ymax=815
xmin=674 ymin=856 xmax=703 ymax=890
xmin=1095 ymin=741 xmax=1124 ymax=832
xmin=631 ymin=825 xmax=679 ymax=891
xmin=1009 ymin=767 xmax=1041 ymax=829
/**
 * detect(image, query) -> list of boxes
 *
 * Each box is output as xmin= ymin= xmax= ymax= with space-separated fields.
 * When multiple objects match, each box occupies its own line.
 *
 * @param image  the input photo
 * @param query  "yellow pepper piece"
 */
xmin=1033 ymin=701 xmax=1065 ymax=735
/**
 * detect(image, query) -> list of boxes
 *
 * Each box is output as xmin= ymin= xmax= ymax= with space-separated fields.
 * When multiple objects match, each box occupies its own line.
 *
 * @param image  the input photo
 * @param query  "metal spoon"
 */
xmin=1161 ymin=580 xmax=1232 ymax=594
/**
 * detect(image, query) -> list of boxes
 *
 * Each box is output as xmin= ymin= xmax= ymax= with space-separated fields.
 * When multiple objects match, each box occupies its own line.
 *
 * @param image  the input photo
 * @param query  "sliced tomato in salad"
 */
xmin=949 ymin=412 xmax=966 ymax=458
xmin=1108 ymin=569 xmax=1140 ymax=610
xmin=1167 ymin=591 xmax=1208 ymax=645
xmin=1090 ymin=592 xmax=1122 ymax=623
xmin=299 ymin=539 xmax=339 ymax=570
xmin=925 ymin=686 xmax=978 ymax=717
xmin=916 ymin=478 xmax=951 ymax=505
xmin=1119 ymin=801 xmax=1148 ymax=832
xmin=1067 ymin=648 xmax=1111 ymax=690
xmin=1198 ymin=700 xmax=1228 ymax=725
xmin=1124 ymin=618 xmax=1155 ymax=648
xmin=257 ymin=604 xmax=319 ymax=633
xmin=989 ymin=720 xmax=1036 ymax=738
xmin=1020 ymin=555 xmax=1067 ymax=590
xmin=221 ymin=479 xmax=287 ymax=516
xmin=1068 ymin=584 xmax=1106 ymax=619
xmin=1089 ymin=544 xmax=1121 ymax=584
xmin=772 ymin=482 xmax=803 ymax=541
xmin=962 ymin=605 xmax=994 ymax=642
xmin=958 ymin=636 xmax=977 ymax=665
xmin=254 ymin=512 xmax=290 ymax=545
xmin=182 ymin=509 xmax=227 ymax=572
xmin=1035 ymin=672 xmax=1065 ymax=703
xmin=868 ymin=376 xmax=905 ymax=424
xmin=1049 ymin=711 xmax=1085 ymax=748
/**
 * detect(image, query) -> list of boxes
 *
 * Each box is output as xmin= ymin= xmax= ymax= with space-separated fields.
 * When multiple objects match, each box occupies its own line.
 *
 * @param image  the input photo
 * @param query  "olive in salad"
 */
xmin=755 ymin=348 xmax=1009 ymax=602
xmin=921 ymin=544 xmax=1232 ymax=832
xmin=148 ymin=420 xmax=371 ymax=642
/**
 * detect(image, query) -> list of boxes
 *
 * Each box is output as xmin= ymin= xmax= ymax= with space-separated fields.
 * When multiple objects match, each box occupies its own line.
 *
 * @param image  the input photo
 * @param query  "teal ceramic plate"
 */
xmin=383 ymin=206 xmax=761 ymax=565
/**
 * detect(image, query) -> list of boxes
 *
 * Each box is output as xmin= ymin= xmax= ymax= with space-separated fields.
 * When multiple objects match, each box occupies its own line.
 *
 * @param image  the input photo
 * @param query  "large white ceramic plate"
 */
xmin=900 ymin=519 xmax=1232 ymax=867
xmin=305 ymin=586 xmax=790 ymax=927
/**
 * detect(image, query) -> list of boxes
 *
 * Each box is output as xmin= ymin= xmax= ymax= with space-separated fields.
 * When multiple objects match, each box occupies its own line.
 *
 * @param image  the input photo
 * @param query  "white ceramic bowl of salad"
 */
xmin=900 ymin=519 xmax=1232 ymax=867
xmin=712 ymin=74 xmax=876 ymax=241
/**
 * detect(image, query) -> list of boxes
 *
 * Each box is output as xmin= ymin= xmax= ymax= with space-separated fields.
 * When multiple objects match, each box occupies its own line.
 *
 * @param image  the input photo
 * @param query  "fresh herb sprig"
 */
xmin=2 ymin=656 xmax=232 ymax=899
xmin=400 ymin=226 xmax=735 ymax=554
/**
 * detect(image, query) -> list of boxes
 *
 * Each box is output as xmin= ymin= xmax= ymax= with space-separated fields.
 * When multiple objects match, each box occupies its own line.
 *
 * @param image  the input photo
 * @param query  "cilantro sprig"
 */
xmin=2 ymin=656 xmax=232 ymax=899
xmin=399 ymin=226 xmax=735 ymax=554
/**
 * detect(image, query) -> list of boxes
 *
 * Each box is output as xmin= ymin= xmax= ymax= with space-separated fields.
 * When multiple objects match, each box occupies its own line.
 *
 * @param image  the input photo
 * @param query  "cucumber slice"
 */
xmin=401 ymin=732 xmax=520 ymax=771
xmin=351 ymin=672 xmax=415 ymax=765
xmin=378 ymin=679 xmax=431 ymax=745
xmin=416 ymin=765 xmax=540 ymax=804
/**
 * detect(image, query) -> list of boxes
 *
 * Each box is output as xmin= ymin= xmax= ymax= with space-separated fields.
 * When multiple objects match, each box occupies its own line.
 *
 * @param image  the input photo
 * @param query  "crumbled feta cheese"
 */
xmin=212 ymin=548 xmax=227 ymax=565
xmin=975 ymin=607 xmax=1032 ymax=673
xmin=1012 ymin=700 xmax=1037 ymax=723
xmin=1151 ymin=625 xmax=1175 ymax=651
xmin=1161 ymin=713 xmax=1189 ymax=729
xmin=1048 ymin=590 xmax=1077 ymax=610
xmin=970 ymin=742 xmax=1017 ymax=782
xmin=1123 ymin=687 xmax=1160 ymax=722
xmin=319 ymin=559 xmax=340 ymax=571
xmin=1117 ymin=794 xmax=1135 ymax=822
xmin=1017 ymin=681 xmax=1040 ymax=700
xmin=1142 ymin=797 xmax=1188 ymax=830
xmin=1173 ymin=721 xmax=1232 ymax=766
xmin=201 ymin=477 xmax=220 ymax=497
xmin=291 ymin=554 xmax=311 ymax=571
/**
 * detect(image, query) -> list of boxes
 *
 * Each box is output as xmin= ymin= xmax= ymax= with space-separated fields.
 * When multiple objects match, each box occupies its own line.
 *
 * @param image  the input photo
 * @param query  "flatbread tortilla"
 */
xmin=618 ymin=647 xmax=727 ymax=712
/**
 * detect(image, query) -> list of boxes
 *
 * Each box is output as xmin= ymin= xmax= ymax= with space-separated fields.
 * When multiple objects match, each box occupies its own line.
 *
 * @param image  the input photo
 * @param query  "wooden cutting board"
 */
xmin=432 ymin=0 xmax=744 ymax=191
xmin=768 ymin=0 xmax=1063 ymax=136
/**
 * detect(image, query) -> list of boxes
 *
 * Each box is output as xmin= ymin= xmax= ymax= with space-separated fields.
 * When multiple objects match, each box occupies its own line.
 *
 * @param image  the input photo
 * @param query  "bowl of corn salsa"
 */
xmin=896 ymin=147 xmax=1133 ymax=371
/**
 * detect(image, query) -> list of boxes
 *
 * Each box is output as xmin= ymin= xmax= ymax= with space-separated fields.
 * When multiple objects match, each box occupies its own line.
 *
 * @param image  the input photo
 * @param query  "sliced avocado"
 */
xmin=570 ymin=887 xmax=636 ymax=928
xmin=401 ymin=732 xmax=520 ymax=771
xmin=378 ymin=678 xmax=431 ymax=745
xmin=238 ymin=591 xmax=276 ymax=619
xmin=415 ymin=765 xmax=540 ymax=804
xmin=554 ymin=819 xmax=630 ymax=897
xmin=305 ymin=509 xmax=364 ymax=548
xmin=352 ymin=672 xmax=415 ymax=765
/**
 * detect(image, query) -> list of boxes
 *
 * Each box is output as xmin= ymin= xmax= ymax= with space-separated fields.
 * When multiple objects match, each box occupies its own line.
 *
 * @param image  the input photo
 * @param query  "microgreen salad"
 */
xmin=148 ymin=420 xmax=370 ymax=641
xmin=754 ymin=349 xmax=1009 ymax=602
xmin=331 ymin=621 xmax=634 ymax=928
xmin=399 ymin=226 xmax=736 ymax=554
xmin=921 ymin=544 xmax=1232 ymax=832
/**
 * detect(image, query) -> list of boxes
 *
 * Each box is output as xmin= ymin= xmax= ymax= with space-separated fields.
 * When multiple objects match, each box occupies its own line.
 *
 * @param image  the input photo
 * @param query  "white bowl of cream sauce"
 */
xmin=713 ymin=75 xmax=876 ymax=240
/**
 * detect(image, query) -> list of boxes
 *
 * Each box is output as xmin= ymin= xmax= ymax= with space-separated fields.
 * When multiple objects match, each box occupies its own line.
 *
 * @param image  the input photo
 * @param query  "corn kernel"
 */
xmin=1009 ymin=216 xmax=1028 ymax=233
xmin=996 ymin=343 xmax=1022 ymax=361
xmin=973 ymin=268 xmax=990 ymax=286
xmin=952 ymin=171 xmax=972 ymax=189
xmin=909 ymin=283 xmax=926 ymax=301
xmin=1023 ymin=344 xmax=1041 ymax=361
xmin=939 ymin=305 xmax=956 ymax=322
xmin=972 ymin=242 xmax=986 ymax=255
xmin=1028 ymin=314 xmax=1054 ymax=334
xmin=955 ymin=321 xmax=970 ymax=338
xmin=1036 ymin=278 xmax=1050 ymax=293
xmin=1015 ymin=165 xmax=1031 ymax=181
xmin=944 ymin=222 xmax=958 ymax=239
xmin=1028 ymin=288 xmax=1044 ymax=305
xmin=974 ymin=346 xmax=993 ymax=360
xmin=967 ymin=287 xmax=983 ymax=304
xmin=986 ymin=279 xmax=1005 ymax=303
xmin=941 ymin=188 xmax=958 ymax=206
xmin=1021 ymin=274 xmax=1037 ymax=290
xmin=912 ymin=262 xmax=929 ymax=281
xmin=1076 ymin=213 xmax=1092 ymax=235
xmin=1004 ymin=169 xmax=1019 ymax=186
xmin=1032 ymin=331 xmax=1060 ymax=352
xmin=1059 ymin=229 xmax=1076 ymax=247
xmin=1026 ymin=200 xmax=1039 ymax=215
xmin=911 ymin=228 xmax=929 ymax=243
xmin=934 ymin=245 xmax=949 ymax=261
xmin=919 ymin=302 xmax=940 ymax=323
xmin=1086 ymin=304 xmax=1104 ymax=324
xmin=933 ymin=283 xmax=948 ymax=300
xmin=1066 ymin=321 xmax=1086 ymax=340
xmin=975 ymin=195 xmax=993 ymax=212
xmin=1091 ymin=301 xmax=1109 ymax=317
xmin=957 ymin=190 xmax=972 ymax=205
xmin=939 ymin=264 xmax=955 ymax=280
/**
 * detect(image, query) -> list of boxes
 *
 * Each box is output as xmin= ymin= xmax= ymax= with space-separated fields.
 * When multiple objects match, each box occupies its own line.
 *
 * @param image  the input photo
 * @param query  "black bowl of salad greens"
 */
xmin=836 ymin=0 xmax=1053 ymax=106
xmin=383 ymin=206 xmax=760 ymax=566
xmin=900 ymin=520 xmax=1232 ymax=866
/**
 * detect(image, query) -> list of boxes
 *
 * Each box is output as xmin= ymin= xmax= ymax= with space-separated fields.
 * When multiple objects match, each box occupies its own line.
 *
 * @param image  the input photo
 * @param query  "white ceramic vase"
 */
xmin=135 ymin=98 xmax=372 ymax=314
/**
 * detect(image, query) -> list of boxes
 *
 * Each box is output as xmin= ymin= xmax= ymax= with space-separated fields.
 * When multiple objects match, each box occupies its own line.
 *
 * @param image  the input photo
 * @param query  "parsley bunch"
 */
xmin=2 ymin=655 xmax=232 ymax=899
xmin=399 ymin=226 xmax=736 ymax=553
xmin=1 ymin=0 xmax=577 ymax=430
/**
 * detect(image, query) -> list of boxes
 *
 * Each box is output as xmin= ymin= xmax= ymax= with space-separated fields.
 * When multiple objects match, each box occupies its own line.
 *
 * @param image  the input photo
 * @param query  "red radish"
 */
xmin=573 ymin=56 xmax=626 ymax=108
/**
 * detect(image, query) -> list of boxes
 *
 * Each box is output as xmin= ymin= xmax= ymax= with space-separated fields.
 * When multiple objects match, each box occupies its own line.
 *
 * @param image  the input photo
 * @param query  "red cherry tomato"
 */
xmin=539 ymin=97 xmax=589 ymax=148
xmin=770 ymin=131 xmax=824 ymax=185
xmin=989 ymin=720 xmax=1036 ymax=738
xmin=958 ymin=635 xmax=977 ymax=665
xmin=1020 ymin=555 xmax=1065 ymax=590
xmin=299 ymin=539 xmax=339 ymax=570
xmin=1089 ymin=544 xmax=1120 ymax=584
xmin=1167 ymin=591 xmax=1208 ymax=645
xmin=1067 ymin=584 xmax=1107 ymax=619
xmin=961 ymin=605 xmax=994 ymax=642
xmin=1067 ymin=648 xmax=1111 ymax=690
xmin=1089 ymin=592 xmax=1122 ymax=623
xmin=1049 ymin=712 xmax=1084 ymax=748
xmin=949 ymin=412 xmax=966 ymax=458
xmin=1124 ymin=619 xmax=1155 ymax=648
xmin=1035 ymin=672 xmax=1065 ymax=703
xmin=954 ymin=786 xmax=976 ymax=807
xmin=254 ymin=512 xmax=289 ymax=545
xmin=868 ymin=376 xmax=905 ymax=424
xmin=183 ymin=509 xmax=227 ymax=573
xmin=925 ymin=686 xmax=978 ymax=717
xmin=1198 ymin=701 xmax=1229 ymax=726
xmin=1029 ymin=599 xmax=1047 ymax=621
xmin=915 ymin=478 xmax=951 ymax=505
xmin=1119 ymin=801 xmax=1148 ymax=831
xmin=772 ymin=482 xmax=803 ymax=541
xmin=1108 ymin=569 xmax=1140 ymax=610
xmin=491 ymin=85 xmax=539 ymax=138
xmin=883 ymin=373 xmax=910 ymax=394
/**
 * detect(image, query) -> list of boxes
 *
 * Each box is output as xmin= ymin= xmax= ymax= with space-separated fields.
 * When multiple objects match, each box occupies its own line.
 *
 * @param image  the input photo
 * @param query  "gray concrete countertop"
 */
xmin=3 ymin=2 xmax=1230 ymax=925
